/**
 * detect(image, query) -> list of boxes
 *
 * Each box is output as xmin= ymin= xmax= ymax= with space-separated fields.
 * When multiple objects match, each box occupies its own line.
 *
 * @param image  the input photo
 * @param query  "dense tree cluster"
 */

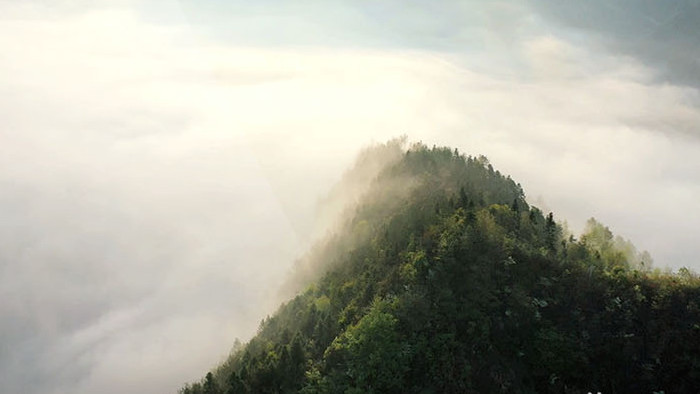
xmin=180 ymin=143 xmax=700 ymax=394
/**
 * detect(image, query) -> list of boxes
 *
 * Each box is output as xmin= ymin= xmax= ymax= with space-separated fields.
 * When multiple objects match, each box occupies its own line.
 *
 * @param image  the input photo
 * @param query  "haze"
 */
xmin=1 ymin=1 xmax=699 ymax=393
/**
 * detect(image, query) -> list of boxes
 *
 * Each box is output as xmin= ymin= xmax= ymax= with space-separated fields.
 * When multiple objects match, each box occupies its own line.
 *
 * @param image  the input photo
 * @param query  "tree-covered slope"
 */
xmin=180 ymin=141 xmax=700 ymax=394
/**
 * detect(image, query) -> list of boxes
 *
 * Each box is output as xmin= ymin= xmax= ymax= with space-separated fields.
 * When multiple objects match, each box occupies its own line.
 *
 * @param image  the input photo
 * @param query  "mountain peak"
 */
xmin=180 ymin=140 xmax=699 ymax=394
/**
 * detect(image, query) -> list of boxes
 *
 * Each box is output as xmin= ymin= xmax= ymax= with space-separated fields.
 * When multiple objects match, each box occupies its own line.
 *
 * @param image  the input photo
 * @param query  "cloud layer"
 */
xmin=1 ymin=1 xmax=699 ymax=393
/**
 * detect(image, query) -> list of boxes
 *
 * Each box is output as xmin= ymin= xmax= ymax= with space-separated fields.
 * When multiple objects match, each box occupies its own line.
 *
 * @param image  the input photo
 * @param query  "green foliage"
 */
xmin=180 ymin=142 xmax=700 ymax=394
xmin=321 ymin=298 xmax=409 ymax=393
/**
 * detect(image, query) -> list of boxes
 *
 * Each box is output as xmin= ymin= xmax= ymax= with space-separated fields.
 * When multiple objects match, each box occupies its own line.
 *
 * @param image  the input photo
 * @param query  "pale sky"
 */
xmin=1 ymin=1 xmax=699 ymax=393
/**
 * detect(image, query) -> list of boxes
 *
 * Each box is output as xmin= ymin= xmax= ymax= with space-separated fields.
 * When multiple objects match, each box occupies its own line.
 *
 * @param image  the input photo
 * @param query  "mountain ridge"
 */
xmin=180 ymin=140 xmax=700 ymax=394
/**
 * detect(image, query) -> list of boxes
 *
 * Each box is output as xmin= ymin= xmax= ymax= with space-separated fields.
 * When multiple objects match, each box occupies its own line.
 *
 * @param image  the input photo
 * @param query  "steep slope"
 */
xmin=180 ymin=142 xmax=700 ymax=394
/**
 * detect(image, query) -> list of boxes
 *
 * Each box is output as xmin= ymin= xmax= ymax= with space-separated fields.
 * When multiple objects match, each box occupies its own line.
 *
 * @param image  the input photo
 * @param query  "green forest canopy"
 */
xmin=180 ymin=140 xmax=700 ymax=394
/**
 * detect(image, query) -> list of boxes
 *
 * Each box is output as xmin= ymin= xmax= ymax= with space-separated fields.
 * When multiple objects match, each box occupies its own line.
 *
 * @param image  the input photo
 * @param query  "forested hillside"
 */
xmin=180 ymin=141 xmax=700 ymax=394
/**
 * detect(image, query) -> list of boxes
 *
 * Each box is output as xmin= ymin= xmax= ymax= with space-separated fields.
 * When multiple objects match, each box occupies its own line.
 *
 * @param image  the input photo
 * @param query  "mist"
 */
xmin=2 ymin=1 xmax=700 ymax=393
